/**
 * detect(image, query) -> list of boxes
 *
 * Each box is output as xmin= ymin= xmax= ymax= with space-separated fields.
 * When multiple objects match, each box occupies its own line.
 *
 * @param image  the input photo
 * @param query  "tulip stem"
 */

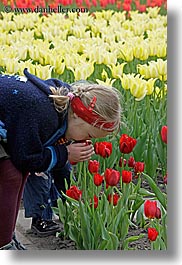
xmin=83 ymin=162 xmax=87 ymax=204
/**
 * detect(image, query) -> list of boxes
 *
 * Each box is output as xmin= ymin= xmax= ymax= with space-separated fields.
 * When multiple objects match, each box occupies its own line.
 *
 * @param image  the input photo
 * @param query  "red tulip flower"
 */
xmin=94 ymin=141 xmax=112 ymax=158
xmin=70 ymin=161 xmax=78 ymax=165
xmin=119 ymin=134 xmax=137 ymax=154
xmin=122 ymin=3 xmax=131 ymax=11
xmin=144 ymin=200 xmax=157 ymax=219
xmin=66 ymin=186 xmax=82 ymax=201
xmin=108 ymin=193 xmax=120 ymax=206
xmin=155 ymin=207 xmax=161 ymax=219
xmin=134 ymin=162 xmax=145 ymax=174
xmin=128 ymin=156 xmax=135 ymax=167
xmin=93 ymin=173 xmax=103 ymax=186
xmin=161 ymin=125 xmax=167 ymax=144
xmin=90 ymin=195 xmax=99 ymax=209
xmin=148 ymin=227 xmax=159 ymax=241
xmin=88 ymin=160 xmax=100 ymax=174
xmin=104 ymin=168 xmax=120 ymax=186
xmin=122 ymin=170 xmax=132 ymax=184
xmin=163 ymin=173 xmax=167 ymax=184
xmin=119 ymin=157 xmax=127 ymax=167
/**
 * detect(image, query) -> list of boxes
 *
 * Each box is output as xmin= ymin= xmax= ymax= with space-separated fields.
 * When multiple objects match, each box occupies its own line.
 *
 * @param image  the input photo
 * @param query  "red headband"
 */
xmin=70 ymin=96 xmax=115 ymax=131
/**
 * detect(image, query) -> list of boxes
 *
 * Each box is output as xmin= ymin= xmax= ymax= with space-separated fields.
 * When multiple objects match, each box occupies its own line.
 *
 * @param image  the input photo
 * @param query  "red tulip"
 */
xmin=104 ymin=168 xmax=120 ymax=186
xmin=119 ymin=134 xmax=137 ymax=154
xmin=70 ymin=161 xmax=78 ymax=165
xmin=144 ymin=200 xmax=157 ymax=219
xmin=128 ymin=156 xmax=135 ymax=167
xmin=94 ymin=141 xmax=112 ymax=158
xmin=66 ymin=186 xmax=82 ymax=201
xmin=163 ymin=173 xmax=167 ymax=184
xmin=90 ymin=195 xmax=99 ymax=209
xmin=161 ymin=125 xmax=167 ymax=144
xmin=134 ymin=162 xmax=145 ymax=174
xmin=148 ymin=227 xmax=159 ymax=241
xmin=93 ymin=173 xmax=103 ymax=186
xmin=88 ymin=160 xmax=100 ymax=174
xmin=122 ymin=170 xmax=132 ymax=184
xmin=138 ymin=4 xmax=147 ymax=12
xmin=122 ymin=3 xmax=131 ymax=11
xmin=155 ymin=207 xmax=161 ymax=219
xmin=119 ymin=157 xmax=127 ymax=167
xmin=108 ymin=193 xmax=120 ymax=206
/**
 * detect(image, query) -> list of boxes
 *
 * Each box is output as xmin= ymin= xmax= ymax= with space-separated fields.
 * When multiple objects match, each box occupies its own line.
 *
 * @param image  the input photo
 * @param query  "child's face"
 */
xmin=66 ymin=114 xmax=110 ymax=141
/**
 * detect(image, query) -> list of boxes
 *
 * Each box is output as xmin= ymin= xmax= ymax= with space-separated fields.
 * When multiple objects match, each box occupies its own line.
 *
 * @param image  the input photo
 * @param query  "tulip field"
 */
xmin=0 ymin=0 xmax=167 ymax=250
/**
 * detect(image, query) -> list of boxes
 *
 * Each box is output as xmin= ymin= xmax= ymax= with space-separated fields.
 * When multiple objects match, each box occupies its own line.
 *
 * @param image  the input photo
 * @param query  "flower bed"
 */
xmin=0 ymin=0 xmax=167 ymax=250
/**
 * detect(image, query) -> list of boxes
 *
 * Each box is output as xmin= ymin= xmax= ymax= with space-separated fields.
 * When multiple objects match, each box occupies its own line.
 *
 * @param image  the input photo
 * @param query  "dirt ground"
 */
xmin=17 ymin=219 xmax=151 ymax=250
xmin=17 ymin=175 xmax=166 ymax=250
xmin=17 ymin=204 xmax=151 ymax=250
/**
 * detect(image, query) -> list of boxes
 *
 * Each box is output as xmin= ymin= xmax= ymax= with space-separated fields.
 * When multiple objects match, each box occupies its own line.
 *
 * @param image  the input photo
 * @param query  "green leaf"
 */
xmin=138 ymin=188 xmax=155 ymax=197
xmin=79 ymin=200 xmax=92 ymax=249
xmin=133 ymin=131 xmax=148 ymax=161
xmin=112 ymin=206 xmax=125 ymax=234
xmin=142 ymin=173 xmax=167 ymax=210
xmin=106 ymin=232 xmax=119 ymax=250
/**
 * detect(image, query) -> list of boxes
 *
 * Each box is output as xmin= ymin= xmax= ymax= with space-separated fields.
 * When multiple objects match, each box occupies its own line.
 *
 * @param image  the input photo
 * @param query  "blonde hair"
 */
xmin=49 ymin=81 xmax=122 ymax=132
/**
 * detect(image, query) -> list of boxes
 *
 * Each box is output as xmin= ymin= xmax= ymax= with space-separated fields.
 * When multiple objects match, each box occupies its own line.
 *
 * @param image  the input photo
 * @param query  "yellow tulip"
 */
xmin=73 ymin=62 xmax=94 ymax=81
xmin=137 ymin=64 xmax=151 ymax=79
xmin=28 ymin=46 xmax=41 ymax=62
xmin=1 ymin=20 xmax=17 ymax=32
xmin=94 ymin=12 xmax=104 ymax=20
xmin=109 ymin=11 xmax=126 ymax=23
xmin=101 ymin=10 xmax=114 ymax=21
xmin=156 ymin=43 xmax=167 ymax=58
xmin=148 ymin=62 xmax=160 ymax=79
xmin=108 ymin=63 xmax=126 ymax=79
xmin=102 ymin=51 xmax=117 ymax=66
xmin=71 ymin=25 xmax=89 ymax=39
xmin=133 ymin=44 xmax=149 ymax=60
xmin=76 ymin=13 xmax=94 ymax=27
xmin=154 ymin=84 xmax=167 ymax=99
xmin=65 ymin=54 xmax=80 ymax=70
xmin=132 ymin=23 xmax=146 ymax=36
xmin=55 ymin=61 xmax=66 ymax=76
xmin=146 ymin=78 xmax=157 ymax=95
xmin=119 ymin=74 xmax=132 ymax=90
xmin=119 ymin=45 xmax=134 ymax=62
xmin=96 ymin=78 xmax=116 ymax=87
xmin=148 ymin=41 xmax=158 ymax=57
xmin=156 ymin=59 xmax=167 ymax=76
xmin=130 ymin=79 xmax=147 ymax=101
xmin=17 ymin=60 xmax=36 ymax=76
xmin=35 ymin=65 xmax=54 ymax=80
xmin=146 ymin=7 xmax=160 ymax=18
xmin=67 ymin=12 xmax=79 ymax=21
xmin=5 ymin=58 xmax=19 ymax=74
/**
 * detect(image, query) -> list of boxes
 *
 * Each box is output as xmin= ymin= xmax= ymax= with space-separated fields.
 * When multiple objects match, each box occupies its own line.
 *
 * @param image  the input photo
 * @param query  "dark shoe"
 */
xmin=12 ymin=232 xmax=27 ymax=250
xmin=31 ymin=218 xmax=60 ymax=237
xmin=0 ymin=241 xmax=17 ymax=250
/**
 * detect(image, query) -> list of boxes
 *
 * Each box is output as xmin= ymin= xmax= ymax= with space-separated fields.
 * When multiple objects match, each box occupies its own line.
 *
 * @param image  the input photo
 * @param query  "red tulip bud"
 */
xmin=148 ymin=227 xmax=159 ymax=241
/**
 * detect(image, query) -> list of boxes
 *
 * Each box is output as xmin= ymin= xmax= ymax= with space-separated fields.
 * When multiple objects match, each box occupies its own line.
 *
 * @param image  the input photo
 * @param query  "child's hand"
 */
xmin=66 ymin=142 xmax=95 ymax=162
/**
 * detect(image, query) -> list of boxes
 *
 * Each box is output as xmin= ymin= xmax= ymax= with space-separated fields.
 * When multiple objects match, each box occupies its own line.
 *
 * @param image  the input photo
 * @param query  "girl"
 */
xmin=0 ymin=68 xmax=121 ymax=250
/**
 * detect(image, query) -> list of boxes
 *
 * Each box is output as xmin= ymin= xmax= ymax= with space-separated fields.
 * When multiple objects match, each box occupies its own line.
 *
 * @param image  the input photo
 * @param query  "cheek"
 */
xmin=72 ymin=126 xmax=88 ymax=140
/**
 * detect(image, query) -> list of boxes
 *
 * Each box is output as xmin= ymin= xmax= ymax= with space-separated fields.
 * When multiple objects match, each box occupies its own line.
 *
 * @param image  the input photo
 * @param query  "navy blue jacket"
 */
xmin=0 ymin=69 xmax=71 ymax=173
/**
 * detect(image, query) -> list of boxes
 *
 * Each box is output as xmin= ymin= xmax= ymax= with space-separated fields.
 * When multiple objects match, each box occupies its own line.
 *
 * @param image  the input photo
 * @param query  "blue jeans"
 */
xmin=23 ymin=162 xmax=72 ymax=220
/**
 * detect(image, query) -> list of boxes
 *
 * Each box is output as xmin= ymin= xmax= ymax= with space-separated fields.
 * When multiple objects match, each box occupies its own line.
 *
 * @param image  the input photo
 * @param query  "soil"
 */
xmin=18 ymin=174 xmax=166 ymax=250
xmin=19 ymin=218 xmax=151 ymax=250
